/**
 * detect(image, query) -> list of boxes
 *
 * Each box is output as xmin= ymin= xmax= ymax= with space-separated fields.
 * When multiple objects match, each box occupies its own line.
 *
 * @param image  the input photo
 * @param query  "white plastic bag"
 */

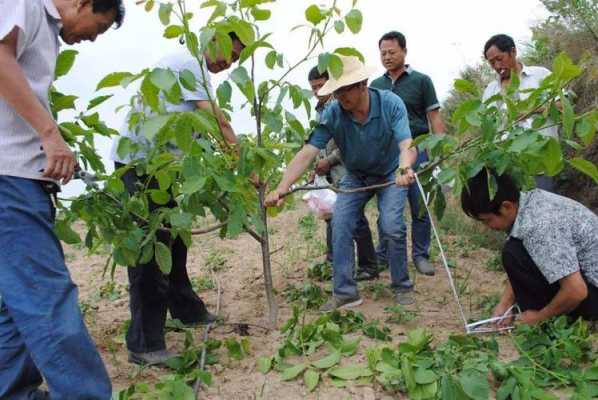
xmin=302 ymin=175 xmax=337 ymax=219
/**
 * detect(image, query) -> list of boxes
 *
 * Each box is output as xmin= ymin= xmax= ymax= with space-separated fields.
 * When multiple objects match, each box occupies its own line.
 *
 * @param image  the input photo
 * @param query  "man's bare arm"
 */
xmin=520 ymin=271 xmax=588 ymax=325
xmin=195 ymin=100 xmax=237 ymax=145
xmin=427 ymin=109 xmax=446 ymax=134
xmin=395 ymin=138 xmax=417 ymax=186
xmin=265 ymin=144 xmax=320 ymax=207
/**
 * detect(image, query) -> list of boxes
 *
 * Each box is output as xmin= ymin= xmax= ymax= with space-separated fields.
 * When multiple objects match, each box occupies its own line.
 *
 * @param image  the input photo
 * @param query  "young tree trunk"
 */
xmin=258 ymin=186 xmax=278 ymax=326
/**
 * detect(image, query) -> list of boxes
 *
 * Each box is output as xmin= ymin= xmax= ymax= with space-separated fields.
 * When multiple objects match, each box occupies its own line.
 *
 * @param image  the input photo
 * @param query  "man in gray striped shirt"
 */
xmin=461 ymin=169 xmax=598 ymax=326
xmin=0 ymin=0 xmax=124 ymax=398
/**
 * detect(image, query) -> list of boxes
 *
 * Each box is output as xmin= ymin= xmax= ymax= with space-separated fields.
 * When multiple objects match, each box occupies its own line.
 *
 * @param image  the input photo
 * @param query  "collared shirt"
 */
xmin=510 ymin=189 xmax=598 ymax=287
xmin=110 ymin=50 xmax=214 ymax=163
xmin=482 ymin=64 xmax=558 ymax=138
xmin=370 ymin=65 xmax=440 ymax=138
xmin=307 ymin=88 xmax=411 ymax=177
xmin=0 ymin=0 xmax=62 ymax=181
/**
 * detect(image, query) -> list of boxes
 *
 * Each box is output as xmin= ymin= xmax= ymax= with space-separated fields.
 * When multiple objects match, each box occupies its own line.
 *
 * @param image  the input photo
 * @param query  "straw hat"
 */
xmin=317 ymin=55 xmax=377 ymax=96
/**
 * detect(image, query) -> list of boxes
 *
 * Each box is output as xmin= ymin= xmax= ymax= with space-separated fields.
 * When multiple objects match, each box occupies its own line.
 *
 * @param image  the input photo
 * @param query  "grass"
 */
xmin=205 ymin=250 xmax=228 ymax=271
xmin=191 ymin=275 xmax=215 ymax=291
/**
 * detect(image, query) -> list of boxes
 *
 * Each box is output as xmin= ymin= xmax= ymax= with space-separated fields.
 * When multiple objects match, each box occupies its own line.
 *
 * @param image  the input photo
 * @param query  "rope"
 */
xmin=414 ymin=173 xmax=518 ymax=334
xmin=413 ymin=174 xmax=469 ymax=331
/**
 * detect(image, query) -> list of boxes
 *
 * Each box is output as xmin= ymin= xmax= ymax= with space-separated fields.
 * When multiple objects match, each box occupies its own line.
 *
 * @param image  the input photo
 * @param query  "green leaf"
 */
xmin=154 ymin=242 xmax=172 ymax=274
xmin=170 ymin=212 xmax=193 ymax=230
xmin=55 ymin=219 xmax=81 ymax=244
xmin=217 ymin=81 xmax=233 ymax=107
xmin=199 ymin=28 xmax=216 ymax=52
xmin=496 ymin=377 xmax=517 ymax=400
xmin=181 ymin=176 xmax=207 ymax=195
xmin=158 ymin=3 xmax=173 ymax=25
xmin=328 ymin=365 xmax=370 ymax=380
xmin=318 ymin=52 xmax=331 ymax=74
xmin=328 ymin=54 xmax=343 ymax=79
xmin=233 ymin=20 xmax=255 ymax=46
xmin=230 ymin=66 xmax=254 ymax=102
xmin=156 ymin=170 xmax=172 ymax=191
xmin=281 ymin=364 xmax=307 ymax=381
xmin=568 ymin=158 xmax=598 ymax=184
xmin=150 ymin=68 xmax=177 ymax=91
xmin=414 ymin=368 xmax=438 ymax=385
xmin=87 ymin=95 xmax=113 ymax=111
xmin=142 ymin=115 xmax=171 ymax=141
xmin=106 ymin=176 xmax=125 ymax=193
xmin=304 ymin=369 xmax=320 ymax=392
xmin=141 ymin=75 xmax=160 ymax=112
xmin=575 ymin=116 xmax=596 ymax=146
xmin=257 ymin=356 xmax=272 ymax=374
xmin=163 ymin=24 xmax=184 ymax=39
xmin=338 ymin=337 xmax=361 ymax=356
xmin=144 ymin=0 xmax=154 ymax=12
xmin=334 ymin=47 xmax=364 ymax=62
xmin=441 ymin=376 xmax=459 ymax=400
xmin=584 ymin=366 xmax=598 ymax=381
xmin=96 ymin=72 xmax=134 ymax=90
xmin=334 ymin=20 xmax=345 ymax=33
xmin=459 ymin=371 xmax=488 ymax=400
xmin=344 ymin=9 xmax=363 ymax=33
xmin=150 ymin=190 xmax=170 ymax=205
xmin=311 ymin=351 xmax=341 ymax=369
xmin=542 ymin=138 xmax=563 ymax=176
xmin=225 ymin=338 xmax=246 ymax=360
xmin=52 ymin=94 xmax=77 ymax=113
xmin=561 ymin=95 xmax=575 ymax=139
xmin=454 ymin=79 xmax=479 ymax=96
xmin=305 ymin=5 xmax=325 ymax=25
xmin=55 ymin=50 xmax=78 ymax=78
xmin=265 ymin=50 xmax=277 ymax=69
xmin=179 ymin=69 xmax=197 ymax=91
xmin=552 ymin=52 xmax=582 ymax=81
xmin=251 ymin=7 xmax=271 ymax=20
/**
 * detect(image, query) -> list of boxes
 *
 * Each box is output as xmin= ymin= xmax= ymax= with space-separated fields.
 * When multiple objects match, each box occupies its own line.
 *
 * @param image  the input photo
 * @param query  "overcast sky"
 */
xmin=58 ymin=0 xmax=549 ymax=195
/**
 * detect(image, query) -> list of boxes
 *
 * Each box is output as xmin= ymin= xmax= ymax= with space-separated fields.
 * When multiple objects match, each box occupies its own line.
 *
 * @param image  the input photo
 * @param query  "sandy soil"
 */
xmin=64 ymin=202 xmax=513 ymax=399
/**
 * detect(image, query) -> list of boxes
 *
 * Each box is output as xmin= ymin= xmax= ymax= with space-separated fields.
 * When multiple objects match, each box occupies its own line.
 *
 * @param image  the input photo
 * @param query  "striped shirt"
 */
xmin=0 ymin=0 xmax=61 ymax=181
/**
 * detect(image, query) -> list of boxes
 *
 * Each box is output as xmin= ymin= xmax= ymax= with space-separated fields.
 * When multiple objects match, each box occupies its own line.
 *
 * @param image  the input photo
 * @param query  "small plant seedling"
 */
xmin=384 ymin=305 xmax=416 ymax=325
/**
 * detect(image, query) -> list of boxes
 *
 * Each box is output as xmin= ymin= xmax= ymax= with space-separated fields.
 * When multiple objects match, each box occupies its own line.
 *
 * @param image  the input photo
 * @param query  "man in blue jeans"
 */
xmin=307 ymin=66 xmax=378 ymax=280
xmin=266 ymin=55 xmax=417 ymax=309
xmin=0 ymin=0 xmax=124 ymax=398
xmin=370 ymin=31 xmax=446 ymax=276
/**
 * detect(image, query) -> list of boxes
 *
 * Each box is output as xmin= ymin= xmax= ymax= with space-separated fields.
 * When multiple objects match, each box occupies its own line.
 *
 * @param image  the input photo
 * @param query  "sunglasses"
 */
xmin=333 ymin=81 xmax=363 ymax=96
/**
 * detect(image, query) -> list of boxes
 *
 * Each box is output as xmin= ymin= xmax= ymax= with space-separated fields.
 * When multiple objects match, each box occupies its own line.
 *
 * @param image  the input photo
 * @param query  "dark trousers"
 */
xmin=502 ymin=237 xmax=598 ymax=321
xmin=116 ymin=163 xmax=208 ymax=353
xmin=325 ymin=215 xmax=377 ymax=271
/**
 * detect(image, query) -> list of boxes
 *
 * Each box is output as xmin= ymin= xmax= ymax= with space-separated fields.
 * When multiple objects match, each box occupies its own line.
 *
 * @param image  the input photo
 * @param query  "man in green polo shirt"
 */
xmin=370 ymin=31 xmax=446 ymax=277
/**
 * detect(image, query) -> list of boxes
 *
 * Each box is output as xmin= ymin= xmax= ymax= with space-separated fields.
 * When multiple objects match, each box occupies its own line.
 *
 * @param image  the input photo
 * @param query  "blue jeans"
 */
xmin=377 ymin=150 xmax=431 ymax=264
xmin=332 ymin=172 xmax=412 ymax=299
xmin=325 ymin=216 xmax=377 ymax=270
xmin=0 ymin=176 xmax=111 ymax=400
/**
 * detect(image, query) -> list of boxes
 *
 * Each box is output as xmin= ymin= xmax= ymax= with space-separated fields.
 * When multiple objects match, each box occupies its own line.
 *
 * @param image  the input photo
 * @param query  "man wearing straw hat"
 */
xmin=266 ymin=55 xmax=417 ymax=310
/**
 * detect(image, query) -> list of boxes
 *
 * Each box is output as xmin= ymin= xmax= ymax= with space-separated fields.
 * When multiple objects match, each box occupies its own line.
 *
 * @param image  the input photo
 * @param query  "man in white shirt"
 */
xmin=110 ymin=33 xmax=243 ymax=366
xmin=482 ymin=33 xmax=558 ymax=191
xmin=0 ymin=1 xmax=124 ymax=398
